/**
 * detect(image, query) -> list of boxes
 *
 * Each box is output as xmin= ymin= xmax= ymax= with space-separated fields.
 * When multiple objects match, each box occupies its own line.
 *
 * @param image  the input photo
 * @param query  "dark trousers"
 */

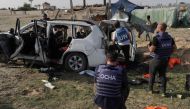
xmin=121 ymin=97 xmax=127 ymax=109
xmin=145 ymin=32 xmax=151 ymax=41
xmin=149 ymin=58 xmax=168 ymax=93
xmin=185 ymin=74 xmax=190 ymax=91
xmin=94 ymin=95 xmax=122 ymax=109
xmin=119 ymin=45 xmax=130 ymax=64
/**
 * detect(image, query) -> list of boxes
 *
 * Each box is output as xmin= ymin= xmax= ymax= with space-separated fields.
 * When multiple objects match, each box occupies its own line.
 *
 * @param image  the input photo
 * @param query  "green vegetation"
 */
xmin=17 ymin=3 xmax=37 ymax=11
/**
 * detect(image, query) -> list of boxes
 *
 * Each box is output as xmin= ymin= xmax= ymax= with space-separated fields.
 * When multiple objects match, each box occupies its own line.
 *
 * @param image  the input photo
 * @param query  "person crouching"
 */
xmin=94 ymin=52 xmax=129 ymax=109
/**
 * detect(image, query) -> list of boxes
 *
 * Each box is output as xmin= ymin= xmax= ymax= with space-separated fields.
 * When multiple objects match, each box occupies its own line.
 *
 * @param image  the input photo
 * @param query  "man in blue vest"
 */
xmin=94 ymin=52 xmax=129 ymax=109
xmin=148 ymin=22 xmax=177 ymax=96
xmin=112 ymin=21 xmax=131 ymax=64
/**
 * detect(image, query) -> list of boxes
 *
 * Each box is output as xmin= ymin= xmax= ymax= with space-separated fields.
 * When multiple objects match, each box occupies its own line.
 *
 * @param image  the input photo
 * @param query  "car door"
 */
xmin=11 ymin=19 xmax=48 ymax=63
xmin=33 ymin=20 xmax=48 ymax=63
xmin=10 ymin=18 xmax=24 ymax=59
xmin=129 ymin=27 xmax=137 ymax=61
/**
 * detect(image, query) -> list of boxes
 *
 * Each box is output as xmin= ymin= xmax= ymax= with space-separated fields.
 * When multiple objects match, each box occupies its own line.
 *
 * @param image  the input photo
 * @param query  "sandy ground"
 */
xmin=0 ymin=9 xmax=190 ymax=109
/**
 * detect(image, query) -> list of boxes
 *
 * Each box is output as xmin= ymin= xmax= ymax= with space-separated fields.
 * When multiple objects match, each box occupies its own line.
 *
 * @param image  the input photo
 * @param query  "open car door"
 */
xmin=10 ymin=18 xmax=24 ymax=59
xmin=129 ymin=26 xmax=137 ymax=61
xmin=33 ymin=20 xmax=48 ymax=63
xmin=99 ymin=20 xmax=136 ymax=61
xmin=11 ymin=19 xmax=48 ymax=63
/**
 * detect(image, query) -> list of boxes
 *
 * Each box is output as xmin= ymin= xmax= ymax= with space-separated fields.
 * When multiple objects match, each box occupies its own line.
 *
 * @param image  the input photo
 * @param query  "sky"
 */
xmin=0 ymin=0 xmax=190 ymax=9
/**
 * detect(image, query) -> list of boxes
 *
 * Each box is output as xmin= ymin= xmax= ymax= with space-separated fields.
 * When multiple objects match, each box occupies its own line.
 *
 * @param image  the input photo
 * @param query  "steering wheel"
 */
xmin=29 ymin=31 xmax=36 ymax=38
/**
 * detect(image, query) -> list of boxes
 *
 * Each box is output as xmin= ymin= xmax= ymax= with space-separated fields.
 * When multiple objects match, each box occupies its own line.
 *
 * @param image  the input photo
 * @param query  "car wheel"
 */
xmin=64 ymin=53 xmax=87 ymax=72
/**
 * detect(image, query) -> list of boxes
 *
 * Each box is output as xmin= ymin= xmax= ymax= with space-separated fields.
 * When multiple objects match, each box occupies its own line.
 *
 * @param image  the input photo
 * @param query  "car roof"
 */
xmin=20 ymin=19 xmax=96 ymax=31
xmin=47 ymin=19 xmax=95 ymax=26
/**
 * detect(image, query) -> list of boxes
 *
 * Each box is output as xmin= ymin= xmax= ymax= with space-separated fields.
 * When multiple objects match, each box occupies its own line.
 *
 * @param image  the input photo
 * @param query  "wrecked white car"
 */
xmin=0 ymin=19 xmax=136 ymax=72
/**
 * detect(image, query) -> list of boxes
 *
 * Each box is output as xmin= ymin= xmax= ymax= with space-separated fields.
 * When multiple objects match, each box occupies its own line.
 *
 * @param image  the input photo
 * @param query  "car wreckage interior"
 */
xmin=0 ymin=19 xmax=92 ymax=62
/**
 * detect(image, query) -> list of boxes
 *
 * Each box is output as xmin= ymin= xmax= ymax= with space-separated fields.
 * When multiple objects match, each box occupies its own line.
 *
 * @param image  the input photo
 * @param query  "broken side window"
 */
xmin=73 ymin=25 xmax=91 ymax=39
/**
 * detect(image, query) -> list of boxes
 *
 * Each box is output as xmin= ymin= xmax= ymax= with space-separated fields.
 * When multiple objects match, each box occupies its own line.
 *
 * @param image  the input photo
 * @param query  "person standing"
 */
xmin=48 ymin=25 xmax=64 ymax=60
xmin=42 ymin=13 xmax=50 ymax=20
xmin=112 ymin=21 xmax=131 ymax=64
xmin=47 ymin=25 xmax=64 ymax=81
xmin=148 ymin=22 xmax=177 ymax=96
xmin=146 ymin=15 xmax=152 ymax=26
xmin=145 ymin=15 xmax=152 ymax=41
xmin=94 ymin=52 xmax=129 ymax=109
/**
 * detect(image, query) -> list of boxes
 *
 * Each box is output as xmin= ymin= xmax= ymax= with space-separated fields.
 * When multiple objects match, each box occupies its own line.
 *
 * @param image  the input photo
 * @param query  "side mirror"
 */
xmin=9 ymin=28 xmax=14 ymax=35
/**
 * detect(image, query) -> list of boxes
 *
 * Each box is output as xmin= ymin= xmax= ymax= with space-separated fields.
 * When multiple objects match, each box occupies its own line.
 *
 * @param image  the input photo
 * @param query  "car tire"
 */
xmin=64 ymin=53 xmax=87 ymax=72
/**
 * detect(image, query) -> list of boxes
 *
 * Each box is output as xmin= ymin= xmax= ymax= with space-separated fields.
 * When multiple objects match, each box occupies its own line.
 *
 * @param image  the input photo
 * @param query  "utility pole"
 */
xmin=176 ymin=0 xmax=178 ymax=6
xmin=104 ymin=0 xmax=107 ymax=6
xmin=70 ymin=0 xmax=75 ymax=37
xmin=70 ymin=0 xmax=74 ymax=15
xmin=83 ymin=0 xmax=86 ymax=9
xmin=107 ymin=0 xmax=111 ymax=19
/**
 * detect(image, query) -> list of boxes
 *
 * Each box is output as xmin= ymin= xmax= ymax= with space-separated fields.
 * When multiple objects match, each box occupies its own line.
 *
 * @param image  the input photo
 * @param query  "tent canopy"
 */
xmin=111 ymin=11 xmax=129 ymax=21
xmin=111 ymin=0 xmax=144 ymax=16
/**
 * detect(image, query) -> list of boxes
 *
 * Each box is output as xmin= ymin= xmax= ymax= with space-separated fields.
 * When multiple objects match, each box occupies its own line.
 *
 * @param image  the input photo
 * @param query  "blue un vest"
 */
xmin=154 ymin=32 xmax=173 ymax=59
xmin=95 ymin=65 xmax=123 ymax=97
xmin=115 ymin=27 xmax=129 ymax=44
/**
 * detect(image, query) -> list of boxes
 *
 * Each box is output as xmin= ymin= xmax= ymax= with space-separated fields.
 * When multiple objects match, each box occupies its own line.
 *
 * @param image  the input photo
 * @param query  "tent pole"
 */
xmin=70 ymin=0 xmax=75 ymax=37
xmin=70 ymin=0 xmax=74 ymax=17
xmin=108 ymin=0 xmax=111 ymax=19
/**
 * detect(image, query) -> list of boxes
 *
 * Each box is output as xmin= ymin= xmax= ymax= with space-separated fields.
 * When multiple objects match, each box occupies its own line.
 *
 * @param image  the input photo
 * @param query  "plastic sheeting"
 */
xmin=178 ymin=9 xmax=190 ymax=27
xmin=131 ymin=7 xmax=178 ymax=27
xmin=111 ymin=11 xmax=129 ymax=22
xmin=131 ymin=7 xmax=190 ymax=27
xmin=111 ymin=0 xmax=143 ymax=16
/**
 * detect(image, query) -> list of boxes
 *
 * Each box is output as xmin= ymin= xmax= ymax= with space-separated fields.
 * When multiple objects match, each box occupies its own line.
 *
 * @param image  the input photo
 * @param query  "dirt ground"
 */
xmin=0 ymin=9 xmax=190 ymax=109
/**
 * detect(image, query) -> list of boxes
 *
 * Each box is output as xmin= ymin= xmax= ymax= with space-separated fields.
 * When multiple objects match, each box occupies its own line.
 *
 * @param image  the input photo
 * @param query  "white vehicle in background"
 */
xmin=0 ymin=19 xmax=136 ymax=72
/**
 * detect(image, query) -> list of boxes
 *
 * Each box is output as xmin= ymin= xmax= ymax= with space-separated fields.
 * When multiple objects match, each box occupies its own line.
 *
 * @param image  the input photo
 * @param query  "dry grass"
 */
xmin=0 ymin=10 xmax=190 ymax=109
xmin=0 ymin=63 xmax=189 ymax=109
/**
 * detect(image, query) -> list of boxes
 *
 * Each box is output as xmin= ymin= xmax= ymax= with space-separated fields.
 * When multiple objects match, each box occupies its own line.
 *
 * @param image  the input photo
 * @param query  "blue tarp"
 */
xmin=111 ymin=0 xmax=143 ymax=15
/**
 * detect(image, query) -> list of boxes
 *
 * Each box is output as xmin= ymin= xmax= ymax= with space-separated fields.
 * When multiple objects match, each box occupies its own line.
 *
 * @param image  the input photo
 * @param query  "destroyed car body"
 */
xmin=0 ymin=19 xmax=137 ymax=72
